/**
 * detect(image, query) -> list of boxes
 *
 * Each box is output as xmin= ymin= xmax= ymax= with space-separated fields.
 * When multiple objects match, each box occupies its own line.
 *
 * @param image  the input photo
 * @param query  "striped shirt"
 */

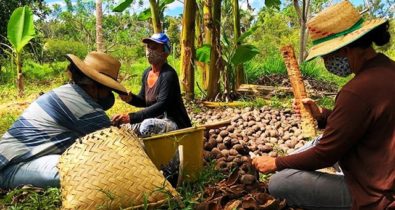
xmin=0 ymin=84 xmax=110 ymax=170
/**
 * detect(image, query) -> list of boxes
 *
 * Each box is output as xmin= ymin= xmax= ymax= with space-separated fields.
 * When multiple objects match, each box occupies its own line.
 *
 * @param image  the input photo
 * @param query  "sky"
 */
xmin=44 ymin=0 xmax=366 ymax=17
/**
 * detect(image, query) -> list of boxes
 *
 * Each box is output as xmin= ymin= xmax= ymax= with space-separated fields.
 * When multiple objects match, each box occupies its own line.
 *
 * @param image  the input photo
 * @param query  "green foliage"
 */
xmin=110 ymin=44 xmax=145 ymax=62
xmin=23 ymin=59 xmax=68 ymax=82
xmin=0 ymin=187 xmax=61 ymax=209
xmin=231 ymin=44 xmax=260 ymax=65
xmin=317 ymin=96 xmax=335 ymax=110
xmin=264 ymin=0 xmax=281 ymax=9
xmin=137 ymin=8 xmax=151 ymax=21
xmin=195 ymin=44 xmax=211 ymax=63
xmin=43 ymin=39 xmax=88 ymax=62
xmin=237 ymin=25 xmax=259 ymax=43
xmin=112 ymin=0 xmax=134 ymax=12
xmin=0 ymin=0 xmax=46 ymax=45
xmin=7 ymin=6 xmax=36 ymax=54
xmin=0 ymin=111 xmax=18 ymax=136
xmin=244 ymin=54 xmax=286 ymax=83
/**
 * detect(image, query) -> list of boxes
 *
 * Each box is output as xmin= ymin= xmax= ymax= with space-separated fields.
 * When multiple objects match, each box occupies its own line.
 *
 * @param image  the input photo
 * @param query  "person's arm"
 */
xmin=129 ymin=71 xmax=176 ymax=124
xmin=128 ymin=69 xmax=149 ymax=107
xmin=317 ymin=108 xmax=332 ymax=129
xmin=276 ymin=90 xmax=372 ymax=171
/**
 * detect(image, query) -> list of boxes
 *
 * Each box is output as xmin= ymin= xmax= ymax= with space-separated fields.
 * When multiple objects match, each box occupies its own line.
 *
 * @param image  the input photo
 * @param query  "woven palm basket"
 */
xmin=58 ymin=127 xmax=180 ymax=210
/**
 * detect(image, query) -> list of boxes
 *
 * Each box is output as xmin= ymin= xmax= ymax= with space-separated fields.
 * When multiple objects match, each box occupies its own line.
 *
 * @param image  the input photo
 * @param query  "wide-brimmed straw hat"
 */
xmin=66 ymin=52 xmax=127 ymax=95
xmin=305 ymin=0 xmax=387 ymax=61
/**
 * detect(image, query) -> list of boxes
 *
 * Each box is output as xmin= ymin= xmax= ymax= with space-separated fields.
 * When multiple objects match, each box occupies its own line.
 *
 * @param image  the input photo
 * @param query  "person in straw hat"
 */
xmin=0 ymin=52 xmax=127 ymax=188
xmin=111 ymin=33 xmax=191 ymax=137
xmin=252 ymin=1 xmax=394 ymax=209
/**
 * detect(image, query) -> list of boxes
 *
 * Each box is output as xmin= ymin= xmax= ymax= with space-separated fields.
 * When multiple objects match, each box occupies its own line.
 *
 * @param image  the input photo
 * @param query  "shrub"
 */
xmin=43 ymin=39 xmax=88 ymax=62
xmin=244 ymin=54 xmax=286 ymax=83
xmin=23 ymin=59 xmax=68 ymax=83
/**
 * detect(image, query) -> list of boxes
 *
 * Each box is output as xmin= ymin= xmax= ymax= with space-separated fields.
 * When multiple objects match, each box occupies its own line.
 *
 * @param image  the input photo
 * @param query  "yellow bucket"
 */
xmin=142 ymin=126 xmax=205 ymax=181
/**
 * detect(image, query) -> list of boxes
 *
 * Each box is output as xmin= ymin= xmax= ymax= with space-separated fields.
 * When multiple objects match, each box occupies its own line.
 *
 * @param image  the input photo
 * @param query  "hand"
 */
xmin=119 ymin=92 xmax=132 ymax=103
xmin=292 ymin=98 xmax=323 ymax=120
xmin=111 ymin=114 xmax=130 ymax=127
xmin=251 ymin=156 xmax=277 ymax=174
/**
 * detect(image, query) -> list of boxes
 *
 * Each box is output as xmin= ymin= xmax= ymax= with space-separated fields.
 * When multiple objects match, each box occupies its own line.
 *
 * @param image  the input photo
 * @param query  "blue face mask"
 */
xmin=324 ymin=56 xmax=352 ymax=77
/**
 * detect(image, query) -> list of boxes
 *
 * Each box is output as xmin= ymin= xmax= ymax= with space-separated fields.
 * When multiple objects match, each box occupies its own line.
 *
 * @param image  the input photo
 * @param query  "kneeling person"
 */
xmin=111 ymin=33 xmax=191 ymax=137
xmin=0 ymin=52 xmax=127 ymax=188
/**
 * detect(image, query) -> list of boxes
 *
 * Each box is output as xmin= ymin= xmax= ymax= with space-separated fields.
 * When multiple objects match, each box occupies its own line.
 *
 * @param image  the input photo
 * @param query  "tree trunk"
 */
xmin=195 ymin=5 xmax=205 ymax=89
xmin=180 ymin=0 xmax=196 ymax=100
xmin=149 ymin=0 xmax=162 ymax=33
xmin=294 ymin=0 xmax=310 ymax=64
xmin=16 ymin=53 xmax=24 ymax=97
xmin=206 ymin=0 xmax=221 ymax=100
xmin=96 ymin=0 xmax=105 ymax=52
xmin=203 ymin=0 xmax=212 ymax=91
xmin=233 ymin=0 xmax=244 ymax=88
xmin=195 ymin=9 xmax=203 ymax=48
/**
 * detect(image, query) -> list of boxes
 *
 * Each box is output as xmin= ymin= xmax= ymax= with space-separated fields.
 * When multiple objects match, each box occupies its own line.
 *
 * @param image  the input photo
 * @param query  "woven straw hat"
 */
xmin=58 ymin=127 xmax=180 ymax=209
xmin=66 ymin=52 xmax=127 ymax=95
xmin=305 ymin=0 xmax=387 ymax=61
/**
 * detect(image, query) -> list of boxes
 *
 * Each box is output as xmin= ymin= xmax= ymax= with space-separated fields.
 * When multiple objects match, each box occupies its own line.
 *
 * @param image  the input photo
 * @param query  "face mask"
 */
xmin=324 ymin=56 xmax=352 ymax=77
xmin=97 ymin=92 xmax=115 ymax=111
xmin=146 ymin=48 xmax=165 ymax=65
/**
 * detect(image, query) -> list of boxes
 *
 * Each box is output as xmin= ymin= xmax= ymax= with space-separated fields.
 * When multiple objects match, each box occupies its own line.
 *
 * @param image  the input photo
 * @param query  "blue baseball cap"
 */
xmin=142 ymin=33 xmax=171 ymax=52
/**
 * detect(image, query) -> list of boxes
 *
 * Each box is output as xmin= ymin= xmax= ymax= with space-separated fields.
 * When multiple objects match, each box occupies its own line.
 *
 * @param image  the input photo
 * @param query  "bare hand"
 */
xmin=292 ymin=98 xmax=323 ymax=120
xmin=119 ymin=92 xmax=132 ymax=103
xmin=251 ymin=156 xmax=277 ymax=174
xmin=111 ymin=114 xmax=130 ymax=126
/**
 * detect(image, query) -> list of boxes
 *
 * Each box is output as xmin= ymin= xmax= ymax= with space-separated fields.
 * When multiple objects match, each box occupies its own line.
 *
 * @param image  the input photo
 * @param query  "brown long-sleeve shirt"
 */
xmin=276 ymin=54 xmax=395 ymax=210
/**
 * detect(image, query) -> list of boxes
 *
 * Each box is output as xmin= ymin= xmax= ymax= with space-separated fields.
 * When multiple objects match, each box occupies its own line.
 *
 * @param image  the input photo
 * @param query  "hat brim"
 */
xmin=142 ymin=38 xmax=165 ymax=45
xmin=65 ymin=54 xmax=128 ymax=95
xmin=305 ymin=19 xmax=387 ymax=62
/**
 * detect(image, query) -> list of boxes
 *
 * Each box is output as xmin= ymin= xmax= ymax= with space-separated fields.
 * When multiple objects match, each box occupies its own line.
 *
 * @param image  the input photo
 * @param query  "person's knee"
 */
xmin=268 ymin=169 xmax=304 ymax=199
xmin=269 ymin=170 xmax=290 ymax=198
xmin=140 ymin=118 xmax=165 ymax=136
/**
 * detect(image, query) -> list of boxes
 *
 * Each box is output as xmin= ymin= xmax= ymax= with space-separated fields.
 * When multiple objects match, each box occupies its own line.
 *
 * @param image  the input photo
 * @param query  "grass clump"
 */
xmin=0 ymin=187 xmax=61 ymax=210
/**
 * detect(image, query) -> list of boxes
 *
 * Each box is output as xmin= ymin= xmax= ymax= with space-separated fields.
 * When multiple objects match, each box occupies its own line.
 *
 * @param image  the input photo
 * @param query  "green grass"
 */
xmin=0 ymin=187 xmax=61 ymax=210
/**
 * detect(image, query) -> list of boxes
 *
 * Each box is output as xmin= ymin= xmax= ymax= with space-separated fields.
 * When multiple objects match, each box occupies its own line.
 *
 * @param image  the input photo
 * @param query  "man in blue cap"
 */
xmin=111 ymin=33 xmax=191 ymax=137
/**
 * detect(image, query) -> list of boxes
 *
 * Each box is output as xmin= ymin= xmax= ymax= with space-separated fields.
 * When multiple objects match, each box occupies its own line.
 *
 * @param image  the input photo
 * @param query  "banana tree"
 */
xmin=7 ymin=6 xmax=36 ymax=96
xmin=113 ymin=0 xmax=175 ymax=33
xmin=180 ymin=0 xmax=197 ymax=100
xmin=232 ymin=0 xmax=244 ymax=87
xmin=196 ymin=25 xmax=259 ymax=100
xmin=201 ymin=0 xmax=222 ymax=100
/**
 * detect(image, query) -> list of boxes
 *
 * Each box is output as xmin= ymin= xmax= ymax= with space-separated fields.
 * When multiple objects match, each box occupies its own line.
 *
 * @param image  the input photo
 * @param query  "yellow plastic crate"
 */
xmin=142 ymin=126 xmax=205 ymax=181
